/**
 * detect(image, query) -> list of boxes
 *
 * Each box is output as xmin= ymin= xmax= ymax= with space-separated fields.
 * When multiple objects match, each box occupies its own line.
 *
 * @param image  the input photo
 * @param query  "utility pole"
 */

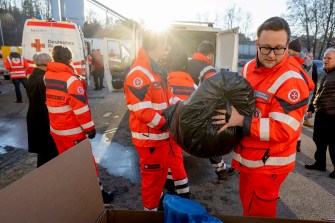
xmin=0 ymin=19 xmax=4 ymax=46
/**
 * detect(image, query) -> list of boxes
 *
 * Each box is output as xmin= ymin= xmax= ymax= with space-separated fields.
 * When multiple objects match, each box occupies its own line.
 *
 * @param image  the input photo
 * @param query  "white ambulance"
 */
xmin=21 ymin=19 xmax=89 ymax=79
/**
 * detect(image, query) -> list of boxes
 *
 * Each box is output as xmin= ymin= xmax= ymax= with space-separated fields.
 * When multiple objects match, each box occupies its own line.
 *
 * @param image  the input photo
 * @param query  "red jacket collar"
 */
xmin=192 ymin=52 xmax=212 ymax=65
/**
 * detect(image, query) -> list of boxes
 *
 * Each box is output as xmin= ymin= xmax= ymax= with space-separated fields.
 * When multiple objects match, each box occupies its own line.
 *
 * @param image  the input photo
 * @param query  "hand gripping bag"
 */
xmin=163 ymin=70 xmax=255 ymax=158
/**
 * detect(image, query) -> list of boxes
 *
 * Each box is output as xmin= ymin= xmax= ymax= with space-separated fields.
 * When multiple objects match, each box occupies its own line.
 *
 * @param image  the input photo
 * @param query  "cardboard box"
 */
xmin=0 ymin=139 xmax=333 ymax=223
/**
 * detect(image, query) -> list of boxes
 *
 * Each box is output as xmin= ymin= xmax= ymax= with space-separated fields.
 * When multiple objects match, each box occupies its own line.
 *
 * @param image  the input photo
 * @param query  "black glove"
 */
xmin=87 ymin=128 xmax=96 ymax=139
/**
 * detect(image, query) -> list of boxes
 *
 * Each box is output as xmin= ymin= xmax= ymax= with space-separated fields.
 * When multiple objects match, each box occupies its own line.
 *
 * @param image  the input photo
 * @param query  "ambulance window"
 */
xmin=121 ymin=45 xmax=130 ymax=59
xmin=107 ymin=41 xmax=121 ymax=60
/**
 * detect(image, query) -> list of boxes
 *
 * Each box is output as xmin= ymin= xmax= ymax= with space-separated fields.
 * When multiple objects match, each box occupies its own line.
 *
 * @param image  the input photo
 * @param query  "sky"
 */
xmin=92 ymin=0 xmax=287 ymax=34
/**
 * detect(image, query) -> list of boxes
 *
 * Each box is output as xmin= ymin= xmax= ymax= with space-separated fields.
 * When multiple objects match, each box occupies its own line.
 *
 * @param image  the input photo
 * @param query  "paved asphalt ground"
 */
xmin=0 ymin=75 xmax=335 ymax=221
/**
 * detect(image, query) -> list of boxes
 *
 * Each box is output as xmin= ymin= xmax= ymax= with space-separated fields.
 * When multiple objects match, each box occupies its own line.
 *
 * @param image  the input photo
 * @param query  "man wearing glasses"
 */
xmin=212 ymin=17 xmax=314 ymax=217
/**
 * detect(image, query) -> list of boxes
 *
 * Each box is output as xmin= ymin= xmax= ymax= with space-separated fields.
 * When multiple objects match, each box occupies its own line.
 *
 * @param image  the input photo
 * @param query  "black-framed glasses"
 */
xmin=258 ymin=46 xmax=286 ymax=55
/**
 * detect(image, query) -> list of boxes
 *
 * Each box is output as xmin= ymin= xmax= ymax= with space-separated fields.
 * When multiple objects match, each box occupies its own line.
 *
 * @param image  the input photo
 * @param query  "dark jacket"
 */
xmin=26 ymin=68 xmax=58 ymax=157
xmin=308 ymin=67 xmax=335 ymax=115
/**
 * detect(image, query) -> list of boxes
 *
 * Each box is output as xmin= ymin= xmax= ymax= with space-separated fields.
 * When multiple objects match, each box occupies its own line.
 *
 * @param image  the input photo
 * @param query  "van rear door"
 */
xmin=215 ymin=27 xmax=239 ymax=72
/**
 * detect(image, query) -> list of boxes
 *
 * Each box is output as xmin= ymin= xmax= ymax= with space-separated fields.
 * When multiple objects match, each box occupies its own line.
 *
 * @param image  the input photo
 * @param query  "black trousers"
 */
xmin=313 ymin=112 xmax=335 ymax=168
xmin=93 ymin=67 xmax=104 ymax=89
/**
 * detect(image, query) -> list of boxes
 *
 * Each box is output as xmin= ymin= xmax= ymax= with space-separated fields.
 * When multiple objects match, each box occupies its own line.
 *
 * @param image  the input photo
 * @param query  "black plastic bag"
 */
xmin=164 ymin=70 xmax=255 ymax=158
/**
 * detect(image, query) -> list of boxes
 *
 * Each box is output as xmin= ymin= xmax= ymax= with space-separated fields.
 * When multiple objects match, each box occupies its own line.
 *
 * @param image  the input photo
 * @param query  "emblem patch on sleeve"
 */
xmin=77 ymin=86 xmax=85 ymax=94
xmin=253 ymin=108 xmax=262 ymax=118
xmin=133 ymin=78 xmax=143 ymax=87
xmin=288 ymin=89 xmax=300 ymax=102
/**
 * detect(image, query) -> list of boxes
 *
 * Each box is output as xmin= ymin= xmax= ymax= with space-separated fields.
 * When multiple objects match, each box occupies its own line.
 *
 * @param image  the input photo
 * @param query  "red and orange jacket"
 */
xmin=233 ymin=54 xmax=314 ymax=174
xmin=167 ymin=71 xmax=197 ymax=104
xmin=187 ymin=52 xmax=217 ymax=85
xmin=124 ymin=48 xmax=170 ymax=147
xmin=44 ymin=62 xmax=95 ymax=140
xmin=4 ymin=54 xmax=29 ymax=79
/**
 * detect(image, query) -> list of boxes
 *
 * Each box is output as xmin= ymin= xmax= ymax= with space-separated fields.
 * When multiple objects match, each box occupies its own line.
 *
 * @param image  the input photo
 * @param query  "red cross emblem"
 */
xmin=288 ymin=89 xmax=300 ymax=102
xmin=31 ymin=39 xmax=45 ymax=52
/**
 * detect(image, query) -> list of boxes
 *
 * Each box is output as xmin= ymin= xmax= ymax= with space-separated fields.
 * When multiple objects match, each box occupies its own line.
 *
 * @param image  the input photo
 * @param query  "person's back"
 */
xmin=166 ymin=50 xmax=196 ymax=102
xmin=187 ymin=40 xmax=236 ymax=180
xmin=45 ymin=45 xmax=95 ymax=153
xmin=186 ymin=40 xmax=217 ymax=85
xmin=4 ymin=47 xmax=29 ymax=103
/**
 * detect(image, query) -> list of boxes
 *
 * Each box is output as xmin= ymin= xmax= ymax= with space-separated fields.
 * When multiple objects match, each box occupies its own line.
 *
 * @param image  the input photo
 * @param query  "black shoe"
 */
xmin=305 ymin=164 xmax=326 ymax=171
xmin=101 ymin=86 xmax=105 ymax=88
xmin=329 ymin=171 xmax=335 ymax=179
xmin=227 ymin=167 xmax=237 ymax=176
xmin=94 ymin=88 xmax=99 ymax=91
xmin=101 ymin=190 xmax=113 ymax=203
xmin=14 ymin=100 xmax=22 ymax=103
xmin=216 ymin=167 xmax=237 ymax=180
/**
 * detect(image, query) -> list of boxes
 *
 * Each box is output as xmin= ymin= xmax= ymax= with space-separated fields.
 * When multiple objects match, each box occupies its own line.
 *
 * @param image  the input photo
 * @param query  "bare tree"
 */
xmin=240 ymin=11 xmax=253 ymax=39
xmin=318 ymin=0 xmax=335 ymax=57
xmin=223 ymin=4 xmax=241 ymax=29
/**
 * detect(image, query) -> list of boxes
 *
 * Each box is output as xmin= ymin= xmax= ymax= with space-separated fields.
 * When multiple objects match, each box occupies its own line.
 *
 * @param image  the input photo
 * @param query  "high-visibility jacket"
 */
xmin=44 ymin=62 xmax=95 ymax=140
xmin=4 ymin=54 xmax=29 ymax=79
xmin=233 ymin=54 xmax=314 ymax=174
xmin=187 ymin=52 xmax=217 ymax=85
xmin=167 ymin=71 xmax=197 ymax=104
xmin=124 ymin=48 xmax=170 ymax=147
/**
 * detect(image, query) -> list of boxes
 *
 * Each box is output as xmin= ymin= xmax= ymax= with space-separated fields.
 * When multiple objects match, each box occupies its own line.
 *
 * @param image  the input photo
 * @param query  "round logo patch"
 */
xmin=133 ymin=78 xmax=143 ymax=87
xmin=77 ymin=86 xmax=84 ymax=94
xmin=253 ymin=108 xmax=262 ymax=118
xmin=288 ymin=89 xmax=300 ymax=102
xmin=12 ymin=58 xmax=21 ymax=64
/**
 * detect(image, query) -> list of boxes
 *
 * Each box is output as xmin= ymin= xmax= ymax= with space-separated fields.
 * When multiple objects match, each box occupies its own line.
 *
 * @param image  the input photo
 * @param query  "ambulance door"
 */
xmin=215 ymin=27 xmax=239 ymax=72
xmin=103 ymin=38 xmax=131 ymax=92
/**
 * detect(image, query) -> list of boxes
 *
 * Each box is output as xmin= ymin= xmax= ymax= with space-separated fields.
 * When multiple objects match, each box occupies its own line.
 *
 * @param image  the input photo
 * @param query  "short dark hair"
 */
xmin=165 ymin=49 xmax=188 ymax=72
xmin=142 ymin=30 xmax=166 ymax=51
xmin=51 ymin=45 xmax=73 ymax=65
xmin=257 ymin=17 xmax=291 ymax=43
xmin=197 ymin=40 xmax=215 ymax=56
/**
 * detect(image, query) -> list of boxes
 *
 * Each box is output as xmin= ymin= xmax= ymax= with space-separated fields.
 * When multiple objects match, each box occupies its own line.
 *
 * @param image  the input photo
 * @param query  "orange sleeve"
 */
xmin=124 ymin=70 xmax=166 ymax=130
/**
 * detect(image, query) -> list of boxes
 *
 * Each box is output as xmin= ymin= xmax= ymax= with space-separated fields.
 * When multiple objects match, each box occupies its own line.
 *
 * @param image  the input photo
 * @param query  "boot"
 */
xmin=101 ymin=189 xmax=114 ymax=203
xmin=296 ymin=140 xmax=301 ymax=152
xmin=164 ymin=179 xmax=176 ymax=195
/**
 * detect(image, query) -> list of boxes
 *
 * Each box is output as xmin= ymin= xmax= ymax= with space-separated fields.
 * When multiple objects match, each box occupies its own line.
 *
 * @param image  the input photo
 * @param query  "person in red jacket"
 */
xmin=45 ymin=45 xmax=113 ymax=203
xmin=4 ymin=47 xmax=29 ymax=103
xmin=124 ymin=30 xmax=170 ymax=211
xmin=212 ymin=17 xmax=314 ymax=217
xmin=163 ymin=49 xmax=193 ymax=199
xmin=187 ymin=40 xmax=236 ymax=181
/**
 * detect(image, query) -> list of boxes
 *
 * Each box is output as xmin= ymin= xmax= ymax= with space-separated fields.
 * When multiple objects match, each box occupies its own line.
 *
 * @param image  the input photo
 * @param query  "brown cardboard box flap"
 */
xmin=0 ymin=139 xmax=105 ymax=223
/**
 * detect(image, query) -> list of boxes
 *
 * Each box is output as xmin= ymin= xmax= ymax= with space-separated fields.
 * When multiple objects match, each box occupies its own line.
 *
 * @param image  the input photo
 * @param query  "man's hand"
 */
xmin=307 ymin=111 xmax=313 ymax=119
xmin=212 ymin=106 xmax=244 ymax=133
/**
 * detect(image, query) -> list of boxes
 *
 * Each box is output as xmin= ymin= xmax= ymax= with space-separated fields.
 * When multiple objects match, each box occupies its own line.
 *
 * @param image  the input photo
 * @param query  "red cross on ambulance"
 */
xmin=31 ymin=39 xmax=46 ymax=52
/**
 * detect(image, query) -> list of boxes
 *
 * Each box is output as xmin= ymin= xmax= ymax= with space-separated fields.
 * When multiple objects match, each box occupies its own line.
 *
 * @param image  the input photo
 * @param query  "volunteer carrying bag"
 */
xmin=163 ymin=70 xmax=255 ymax=158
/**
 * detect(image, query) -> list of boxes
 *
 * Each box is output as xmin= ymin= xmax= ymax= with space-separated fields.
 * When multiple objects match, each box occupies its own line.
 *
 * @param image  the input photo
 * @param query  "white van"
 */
xmin=21 ymin=19 xmax=89 ymax=79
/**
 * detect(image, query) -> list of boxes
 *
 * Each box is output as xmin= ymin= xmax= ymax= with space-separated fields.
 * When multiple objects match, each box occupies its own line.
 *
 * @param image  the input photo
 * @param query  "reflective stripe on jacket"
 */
xmin=44 ymin=62 xmax=94 ymax=139
xmin=124 ymin=48 xmax=170 ymax=147
xmin=4 ymin=56 xmax=28 ymax=79
xmin=186 ymin=52 xmax=217 ymax=85
xmin=233 ymin=54 xmax=314 ymax=174
xmin=167 ymin=71 xmax=197 ymax=104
